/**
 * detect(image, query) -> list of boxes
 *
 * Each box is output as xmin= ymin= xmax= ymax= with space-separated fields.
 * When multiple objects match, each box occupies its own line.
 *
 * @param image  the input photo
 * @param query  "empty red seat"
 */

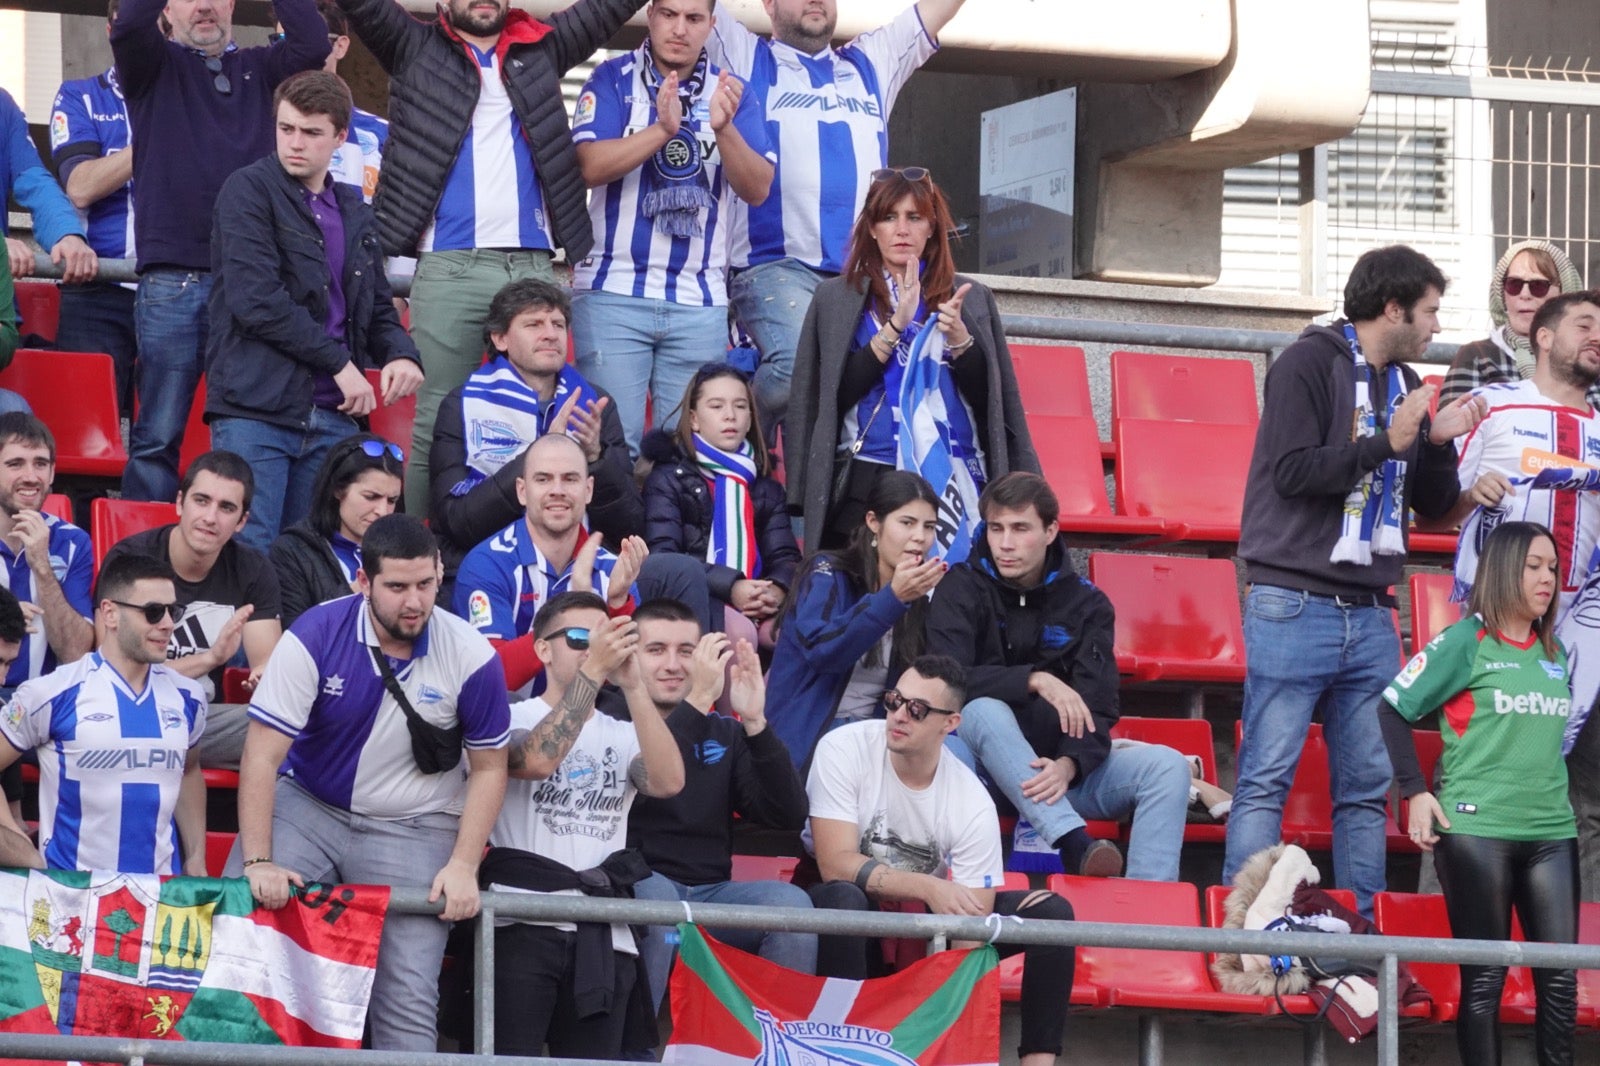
xmin=729 ymin=854 xmax=800 ymax=884
xmin=1112 ymin=717 xmax=1226 ymax=844
xmin=0 ymin=350 xmax=127 ymax=478
xmin=1372 ymin=891 xmax=1537 ymax=1024
xmin=365 ymin=368 xmax=417 ymax=460
xmin=1233 ymin=721 xmax=1332 ymax=851
xmin=42 ymin=493 xmax=73 ymax=523
xmin=13 ymin=281 xmax=60 ymax=341
xmin=1110 ymin=351 xmax=1258 ymax=426
xmin=206 ymin=830 xmax=237 ymax=877
xmin=1577 ymin=902 xmax=1600 ymax=1026
xmin=91 ymin=497 xmax=176 ymax=574
xmin=1113 ymin=419 xmax=1253 ymax=542
xmin=1028 ymin=415 xmax=1172 ymax=544
xmin=1089 ymin=554 xmax=1246 ymax=684
xmin=1010 ymin=344 xmax=1092 ymax=418
xmin=1408 ymin=571 xmax=1461 ymax=654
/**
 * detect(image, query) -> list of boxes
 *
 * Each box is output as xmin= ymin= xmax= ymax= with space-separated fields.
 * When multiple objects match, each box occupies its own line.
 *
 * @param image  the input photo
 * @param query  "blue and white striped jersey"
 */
xmin=330 ymin=106 xmax=388 ymax=204
xmin=49 ymin=68 xmax=135 ymax=260
xmin=1 ymin=653 xmax=206 ymax=874
xmin=0 ymin=514 xmax=93 ymax=687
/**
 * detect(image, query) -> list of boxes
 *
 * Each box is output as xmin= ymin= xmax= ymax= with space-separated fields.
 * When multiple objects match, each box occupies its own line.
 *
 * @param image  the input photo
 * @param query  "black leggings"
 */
xmin=809 ymin=882 xmax=1074 ymax=1058
xmin=1433 ymin=833 xmax=1578 ymax=1066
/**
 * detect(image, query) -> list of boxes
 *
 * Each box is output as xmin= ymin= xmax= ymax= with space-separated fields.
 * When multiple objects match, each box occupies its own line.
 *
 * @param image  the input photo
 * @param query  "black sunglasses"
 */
xmin=1503 ymin=276 xmax=1553 ymax=298
xmin=204 ymin=55 xmax=231 ymax=95
xmin=883 ymin=688 xmax=956 ymax=722
xmin=361 ymin=439 xmax=405 ymax=462
xmin=871 ymin=166 xmax=930 ymax=183
xmin=111 ymin=600 xmax=187 ymax=625
xmin=538 ymin=626 xmax=590 ymax=651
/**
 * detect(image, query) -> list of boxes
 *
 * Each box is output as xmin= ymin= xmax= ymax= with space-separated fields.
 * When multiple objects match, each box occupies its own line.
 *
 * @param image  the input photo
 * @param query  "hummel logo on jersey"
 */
xmin=1492 ymin=690 xmax=1570 ymax=716
xmin=1513 ymin=426 xmax=1548 ymax=440
xmin=76 ymin=747 xmax=186 ymax=770
xmin=770 ymin=92 xmax=881 ymax=117
xmin=323 ymin=675 xmax=346 ymax=697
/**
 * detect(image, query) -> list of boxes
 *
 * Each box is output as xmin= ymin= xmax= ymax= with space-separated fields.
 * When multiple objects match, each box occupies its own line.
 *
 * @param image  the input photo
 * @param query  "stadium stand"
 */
xmin=1109 ymin=350 xmax=1258 ymax=425
xmin=1089 ymin=553 xmax=1247 ymax=684
xmin=1031 ymin=415 xmax=1175 ymax=545
xmin=1112 ymin=417 xmax=1253 ymax=543
xmin=1372 ymin=891 xmax=1541 ymax=1024
xmin=178 ymin=380 xmax=211 ymax=481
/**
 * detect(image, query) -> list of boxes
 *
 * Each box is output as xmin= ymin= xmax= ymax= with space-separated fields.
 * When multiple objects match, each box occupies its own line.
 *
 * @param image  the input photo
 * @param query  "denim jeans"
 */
xmin=728 ymin=257 xmax=829 ymax=443
xmin=946 ymin=697 xmax=1192 ymax=882
xmin=1223 ymin=585 xmax=1397 ymax=915
xmin=57 ymin=281 xmax=138 ymax=414
xmin=126 ymin=269 xmax=212 ymax=501
xmin=210 ymin=407 xmax=358 ymax=556
xmin=631 ymin=871 xmax=816 ymax=1012
xmin=570 ymin=289 xmax=730 ymax=458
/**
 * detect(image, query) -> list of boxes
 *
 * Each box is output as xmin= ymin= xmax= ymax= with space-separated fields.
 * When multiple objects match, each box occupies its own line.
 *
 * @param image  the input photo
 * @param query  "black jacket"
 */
xmin=269 ymin=522 xmax=350 ymax=629
xmin=925 ymin=533 xmax=1119 ymax=780
xmin=205 ymin=154 xmax=419 ymax=430
xmin=335 ymin=0 xmax=647 ymax=259
xmin=640 ymin=431 xmax=801 ymax=602
xmin=429 ymin=379 xmax=644 ymax=577
xmin=624 ymin=700 xmax=808 ymax=885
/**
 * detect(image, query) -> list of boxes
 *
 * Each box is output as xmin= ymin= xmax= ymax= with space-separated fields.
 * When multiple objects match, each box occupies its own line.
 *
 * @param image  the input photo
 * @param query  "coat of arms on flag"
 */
xmin=665 ymin=924 xmax=999 ymax=1066
xmin=0 ymin=869 xmax=387 ymax=1048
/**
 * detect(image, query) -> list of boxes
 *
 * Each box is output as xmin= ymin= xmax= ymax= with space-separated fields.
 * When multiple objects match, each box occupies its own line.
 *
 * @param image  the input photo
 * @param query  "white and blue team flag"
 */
xmin=896 ymin=327 xmax=982 ymax=564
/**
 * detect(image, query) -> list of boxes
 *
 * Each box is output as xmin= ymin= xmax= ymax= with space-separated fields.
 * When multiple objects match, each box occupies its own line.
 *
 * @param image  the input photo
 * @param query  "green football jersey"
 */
xmin=1384 ymin=614 xmax=1576 ymax=842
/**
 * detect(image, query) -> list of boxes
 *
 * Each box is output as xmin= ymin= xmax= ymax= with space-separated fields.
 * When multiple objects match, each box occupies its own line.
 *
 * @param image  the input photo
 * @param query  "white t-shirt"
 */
xmin=491 ymin=696 xmax=642 ymax=952
xmin=804 ymin=720 xmax=1004 ymax=888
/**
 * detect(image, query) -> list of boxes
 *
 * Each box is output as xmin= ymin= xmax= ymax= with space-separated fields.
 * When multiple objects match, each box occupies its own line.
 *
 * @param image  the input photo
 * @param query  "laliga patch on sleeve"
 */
xmin=468 ymin=590 xmax=493 ymax=629
xmin=574 ymin=90 xmax=597 ymax=127
xmin=49 ymin=111 xmax=69 ymax=149
xmin=1395 ymin=651 xmax=1426 ymax=688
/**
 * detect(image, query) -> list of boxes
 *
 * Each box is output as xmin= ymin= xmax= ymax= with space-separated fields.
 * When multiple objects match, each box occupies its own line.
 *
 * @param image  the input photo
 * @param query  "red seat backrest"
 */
xmin=1028 ymin=415 xmax=1112 ymax=517
xmin=1233 ymin=720 xmax=1331 ymax=836
xmin=1091 ymin=553 xmax=1246 ymax=669
xmin=178 ymin=378 xmax=211 ymax=482
xmin=0 ymin=350 xmax=127 ymax=477
xmin=1010 ymin=344 xmax=1092 ymax=418
xmin=206 ymin=831 xmax=237 ymax=878
xmin=13 ymin=282 xmax=60 ymax=342
xmin=1408 ymin=571 xmax=1460 ymax=654
xmin=364 ymin=369 xmax=417 ymax=460
xmin=1112 ymin=419 xmax=1253 ymax=533
xmin=91 ymin=498 xmax=177 ymax=575
xmin=43 ymin=494 xmax=73 ymax=523
xmin=1113 ymin=717 xmax=1219 ymax=784
xmin=729 ymin=854 xmax=800 ymax=884
xmin=1047 ymin=874 xmax=1213 ymax=1003
xmin=1111 ymin=350 xmax=1259 ymax=425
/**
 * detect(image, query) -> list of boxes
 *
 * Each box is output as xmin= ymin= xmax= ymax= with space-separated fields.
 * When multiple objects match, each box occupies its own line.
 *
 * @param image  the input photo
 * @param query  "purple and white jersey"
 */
xmin=249 ymin=595 xmax=511 ymax=819
xmin=706 ymin=2 xmax=937 ymax=273
xmin=570 ymin=46 xmax=774 ymax=305
xmin=1 ymin=653 xmax=206 ymax=874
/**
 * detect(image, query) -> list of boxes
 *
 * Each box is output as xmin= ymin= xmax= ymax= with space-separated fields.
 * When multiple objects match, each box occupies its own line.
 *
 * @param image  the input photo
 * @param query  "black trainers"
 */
xmin=1077 ymin=839 xmax=1124 ymax=878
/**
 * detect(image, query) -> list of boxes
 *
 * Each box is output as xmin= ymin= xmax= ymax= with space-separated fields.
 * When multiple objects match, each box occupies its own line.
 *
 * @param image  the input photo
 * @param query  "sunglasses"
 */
xmin=204 ymin=55 xmax=231 ymax=95
xmin=538 ymin=626 xmax=591 ymax=651
xmin=882 ymin=688 xmax=956 ymax=722
xmin=268 ymin=32 xmax=342 ymax=43
xmin=361 ymin=439 xmax=405 ymax=462
xmin=1503 ymin=276 xmax=1554 ymax=298
xmin=870 ymin=166 xmax=930 ymax=183
xmin=111 ymin=600 xmax=187 ymax=625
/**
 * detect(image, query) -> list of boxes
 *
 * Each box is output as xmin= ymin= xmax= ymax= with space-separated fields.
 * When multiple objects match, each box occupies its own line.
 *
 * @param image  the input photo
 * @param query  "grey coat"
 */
xmin=786 ymin=273 xmax=1039 ymax=548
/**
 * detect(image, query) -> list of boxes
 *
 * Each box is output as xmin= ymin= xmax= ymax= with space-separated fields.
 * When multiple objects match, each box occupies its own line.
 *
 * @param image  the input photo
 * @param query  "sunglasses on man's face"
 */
xmin=539 ymin=627 xmax=591 ymax=651
xmin=111 ymin=600 xmax=187 ymax=625
xmin=882 ymin=688 xmax=956 ymax=722
xmin=1504 ymin=276 xmax=1553 ymax=299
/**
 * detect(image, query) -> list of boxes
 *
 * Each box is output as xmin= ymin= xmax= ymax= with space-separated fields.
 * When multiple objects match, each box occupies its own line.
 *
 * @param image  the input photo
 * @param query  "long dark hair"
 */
xmin=308 ymin=433 xmax=405 ymax=540
xmin=1468 ymin=520 xmax=1561 ymax=658
xmin=672 ymin=362 xmax=772 ymax=476
xmin=782 ymin=471 xmax=940 ymax=667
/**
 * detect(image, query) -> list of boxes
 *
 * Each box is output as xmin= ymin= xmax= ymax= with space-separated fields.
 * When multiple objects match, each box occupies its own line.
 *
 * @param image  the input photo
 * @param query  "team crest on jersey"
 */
xmin=160 ymin=708 xmax=183 ymax=732
xmin=1395 ymin=652 xmax=1426 ymax=689
xmin=574 ymin=90 xmax=597 ymax=126
xmin=1540 ymin=659 xmax=1567 ymax=681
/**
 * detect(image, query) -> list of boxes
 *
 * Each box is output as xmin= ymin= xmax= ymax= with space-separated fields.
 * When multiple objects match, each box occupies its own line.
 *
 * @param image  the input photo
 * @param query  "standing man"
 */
xmin=570 ymin=0 xmax=774 ymax=456
xmin=313 ymin=0 xmax=390 ymax=202
xmin=0 ymin=553 xmax=208 ymax=875
xmin=430 ymin=278 xmax=640 ymax=580
xmin=49 ymin=0 xmax=136 ymax=412
xmin=112 ymin=0 xmax=330 ymax=502
xmin=1224 ymin=245 xmax=1487 ymax=915
xmin=2 ymin=86 xmax=97 ymax=292
xmin=926 ymin=472 xmax=1192 ymax=881
xmin=333 ymin=0 xmax=651 ymax=513
xmin=101 ymin=450 xmax=283 ymax=768
xmin=0 ymin=414 xmax=95 ymax=690
xmin=484 ymin=591 xmax=684 ymax=1058
xmin=206 ymin=70 xmax=422 ymax=555
xmin=623 ymin=600 xmax=814 ymax=1013
xmin=233 ymin=513 xmax=510 ymax=1052
xmin=706 ymin=0 xmax=968 ymax=436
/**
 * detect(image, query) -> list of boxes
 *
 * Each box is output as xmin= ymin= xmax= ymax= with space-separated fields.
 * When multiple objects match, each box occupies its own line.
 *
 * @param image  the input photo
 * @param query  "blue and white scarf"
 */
xmin=897 ymin=321 xmax=984 ymax=565
xmin=693 ymin=433 xmax=760 ymax=579
xmin=639 ymin=40 xmax=714 ymax=238
xmin=452 ymin=356 xmax=593 ymax=495
xmin=1331 ymin=323 xmax=1409 ymax=564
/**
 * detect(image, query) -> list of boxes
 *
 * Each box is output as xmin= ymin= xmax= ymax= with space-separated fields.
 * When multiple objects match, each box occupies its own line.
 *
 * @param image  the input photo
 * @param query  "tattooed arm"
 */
xmin=506 ymin=670 xmax=603 ymax=780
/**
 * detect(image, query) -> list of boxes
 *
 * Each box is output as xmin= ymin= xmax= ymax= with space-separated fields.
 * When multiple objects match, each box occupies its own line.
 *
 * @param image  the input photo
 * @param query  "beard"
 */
xmin=448 ymin=0 xmax=507 ymax=37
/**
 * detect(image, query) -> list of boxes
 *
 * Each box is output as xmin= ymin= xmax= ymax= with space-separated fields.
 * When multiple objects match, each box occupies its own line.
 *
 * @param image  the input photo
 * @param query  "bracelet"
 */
xmin=241 ymin=857 xmax=273 ymax=869
xmin=948 ymin=335 xmax=975 ymax=355
xmin=883 ymin=320 xmax=902 ymax=336
xmin=853 ymin=858 xmax=882 ymax=893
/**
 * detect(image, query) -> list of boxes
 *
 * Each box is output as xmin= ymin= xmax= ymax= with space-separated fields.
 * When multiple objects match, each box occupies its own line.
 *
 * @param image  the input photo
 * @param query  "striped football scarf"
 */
xmin=1331 ymin=322 xmax=1409 ymax=564
xmin=897 ymin=323 xmax=983 ymax=564
xmin=693 ymin=433 xmax=761 ymax=579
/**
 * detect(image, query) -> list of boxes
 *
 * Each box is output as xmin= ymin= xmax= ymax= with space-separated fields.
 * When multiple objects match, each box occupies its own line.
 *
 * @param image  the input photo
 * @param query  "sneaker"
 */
xmin=1077 ymin=839 xmax=1124 ymax=878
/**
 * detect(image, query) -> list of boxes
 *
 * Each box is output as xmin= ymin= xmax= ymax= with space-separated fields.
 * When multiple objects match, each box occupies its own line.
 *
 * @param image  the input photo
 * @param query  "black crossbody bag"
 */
xmin=370 ymin=646 xmax=462 ymax=774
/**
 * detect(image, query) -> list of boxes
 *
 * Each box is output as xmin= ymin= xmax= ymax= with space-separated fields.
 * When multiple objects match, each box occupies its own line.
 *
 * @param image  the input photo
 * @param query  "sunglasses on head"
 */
xmin=871 ymin=166 xmax=930 ymax=184
xmin=111 ymin=600 xmax=187 ymax=625
xmin=204 ymin=55 xmax=231 ymax=95
xmin=882 ymin=688 xmax=956 ymax=722
xmin=539 ymin=626 xmax=591 ymax=651
xmin=1504 ymin=276 xmax=1554 ymax=299
xmin=361 ymin=439 xmax=405 ymax=462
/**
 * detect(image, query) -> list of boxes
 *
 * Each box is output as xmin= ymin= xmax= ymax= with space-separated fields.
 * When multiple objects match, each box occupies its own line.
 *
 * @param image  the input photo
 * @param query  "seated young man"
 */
xmin=805 ymin=655 xmax=1074 ymax=1066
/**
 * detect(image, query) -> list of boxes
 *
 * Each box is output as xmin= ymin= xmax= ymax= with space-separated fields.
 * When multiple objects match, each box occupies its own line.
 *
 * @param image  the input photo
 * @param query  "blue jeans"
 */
xmin=57 ymin=281 xmax=138 ymax=414
xmin=947 ymin=697 xmax=1191 ymax=882
xmin=210 ymin=407 xmax=358 ymax=556
xmin=728 ymin=258 xmax=829 ymax=442
xmin=570 ymin=289 xmax=730 ymax=459
xmin=1223 ymin=586 xmax=1397 ymax=915
xmin=126 ymin=269 xmax=212 ymax=501
xmin=631 ymin=871 xmax=816 ymax=1013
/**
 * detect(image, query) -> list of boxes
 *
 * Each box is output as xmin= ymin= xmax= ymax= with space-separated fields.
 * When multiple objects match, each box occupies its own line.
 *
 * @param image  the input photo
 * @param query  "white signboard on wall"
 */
xmin=979 ymin=88 xmax=1075 ymax=279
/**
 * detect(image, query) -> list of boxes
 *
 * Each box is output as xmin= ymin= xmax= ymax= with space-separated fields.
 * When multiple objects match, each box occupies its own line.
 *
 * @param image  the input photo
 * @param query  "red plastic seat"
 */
xmin=1089 ymin=554 xmax=1246 ymax=684
xmin=1010 ymin=344 xmax=1092 ymax=418
xmin=1046 ymin=875 xmax=1278 ymax=1014
xmin=13 ymin=281 xmax=60 ymax=341
xmin=1110 ymin=351 xmax=1258 ymax=426
xmin=203 ymin=768 xmax=241 ymax=790
xmin=1111 ymin=717 xmax=1226 ymax=844
xmin=1233 ymin=721 xmax=1332 ymax=851
xmin=365 ymin=368 xmax=417 ymax=460
xmin=1577 ymin=902 xmax=1600 ymax=1026
xmin=1407 ymin=531 xmax=1461 ymax=559
xmin=1113 ymin=419 xmax=1253 ymax=542
xmin=1408 ymin=571 xmax=1461 ymax=654
xmin=1387 ymin=730 xmax=1443 ymax=853
xmin=1372 ymin=891 xmax=1538 ymax=1024
xmin=178 ymin=378 xmax=211 ymax=481
xmin=729 ymin=854 xmax=800 ymax=884
xmin=0 ymin=350 xmax=127 ymax=477
xmin=42 ymin=494 xmax=73 ymax=523
xmin=91 ymin=497 xmax=176 ymax=574
xmin=206 ymin=830 xmax=237 ymax=877
xmin=1028 ymin=415 xmax=1173 ymax=544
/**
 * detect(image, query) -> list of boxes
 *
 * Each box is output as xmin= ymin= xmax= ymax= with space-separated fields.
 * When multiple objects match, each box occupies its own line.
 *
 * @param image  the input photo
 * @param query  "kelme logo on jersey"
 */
xmin=1492 ymin=690 xmax=1570 ymax=717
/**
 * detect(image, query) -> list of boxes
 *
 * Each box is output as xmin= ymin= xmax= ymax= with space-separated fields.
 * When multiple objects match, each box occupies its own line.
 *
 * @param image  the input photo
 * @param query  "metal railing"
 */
xmin=4 ymin=887 xmax=1598 ymax=1066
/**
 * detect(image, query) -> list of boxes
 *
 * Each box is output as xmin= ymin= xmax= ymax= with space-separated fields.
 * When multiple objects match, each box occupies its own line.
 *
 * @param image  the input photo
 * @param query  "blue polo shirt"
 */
xmin=0 ymin=515 xmax=94 ymax=687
